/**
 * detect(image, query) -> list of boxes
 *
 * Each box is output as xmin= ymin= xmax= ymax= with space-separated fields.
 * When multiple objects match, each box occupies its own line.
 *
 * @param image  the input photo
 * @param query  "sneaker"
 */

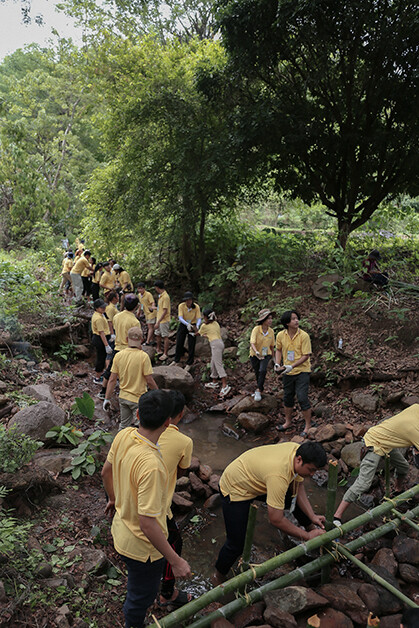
xmin=159 ymin=353 xmax=168 ymax=361
xmin=184 ymin=364 xmax=192 ymax=372
xmin=169 ymin=361 xmax=179 ymax=367
xmin=333 ymin=518 xmax=342 ymax=527
xmin=254 ymin=390 xmax=262 ymax=402
xmin=205 ymin=382 xmax=219 ymax=389
xmin=97 ymin=392 xmax=106 ymax=400
xmin=220 ymin=385 xmax=231 ymax=397
xmin=93 ymin=376 xmax=103 ymax=385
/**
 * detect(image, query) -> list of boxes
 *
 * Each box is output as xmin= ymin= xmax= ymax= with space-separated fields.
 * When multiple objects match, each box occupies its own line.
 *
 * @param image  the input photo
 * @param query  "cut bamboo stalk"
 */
xmin=183 ymin=504 xmax=419 ymax=628
xmin=241 ymin=503 xmax=258 ymax=572
xmin=335 ymin=542 xmax=418 ymax=608
xmin=148 ymin=485 xmax=419 ymax=628
xmin=321 ymin=460 xmax=338 ymax=584
xmin=391 ymin=508 xmax=419 ymax=533
xmin=384 ymin=455 xmax=390 ymax=498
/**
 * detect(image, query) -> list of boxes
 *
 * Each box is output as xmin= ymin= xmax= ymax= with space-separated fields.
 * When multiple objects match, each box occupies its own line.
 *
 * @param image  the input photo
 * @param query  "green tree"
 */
xmin=216 ymin=0 xmax=419 ymax=247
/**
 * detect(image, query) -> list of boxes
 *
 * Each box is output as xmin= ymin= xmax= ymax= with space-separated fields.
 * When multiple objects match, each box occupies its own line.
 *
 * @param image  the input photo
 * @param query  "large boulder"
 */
xmin=9 ymin=401 xmax=65 ymax=442
xmin=33 ymin=450 xmax=73 ymax=475
xmin=230 ymin=394 xmax=278 ymax=416
xmin=238 ymin=412 xmax=271 ymax=433
xmin=152 ymin=365 xmax=195 ymax=399
xmin=142 ymin=345 xmax=156 ymax=361
xmin=364 ymin=564 xmax=403 ymax=614
xmin=193 ymin=335 xmax=212 ymax=359
xmin=318 ymin=583 xmax=368 ymax=625
xmin=371 ymin=548 xmax=397 ymax=576
xmin=351 ymin=391 xmax=379 ymax=413
xmin=263 ymin=587 xmax=328 ymax=616
xmin=341 ymin=441 xmax=364 ymax=468
xmin=393 ymin=534 xmax=419 ymax=565
xmin=312 ymin=273 xmax=343 ymax=300
xmin=22 ymin=384 xmax=55 ymax=404
xmin=313 ymin=608 xmax=354 ymax=628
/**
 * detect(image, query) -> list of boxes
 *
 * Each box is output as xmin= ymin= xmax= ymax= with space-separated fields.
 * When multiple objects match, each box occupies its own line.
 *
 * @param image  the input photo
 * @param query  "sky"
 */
xmin=0 ymin=0 xmax=83 ymax=60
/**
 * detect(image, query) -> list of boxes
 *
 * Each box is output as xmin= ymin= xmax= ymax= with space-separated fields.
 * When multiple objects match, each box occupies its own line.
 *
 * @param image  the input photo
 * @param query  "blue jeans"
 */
xmin=120 ymin=554 xmax=164 ymax=628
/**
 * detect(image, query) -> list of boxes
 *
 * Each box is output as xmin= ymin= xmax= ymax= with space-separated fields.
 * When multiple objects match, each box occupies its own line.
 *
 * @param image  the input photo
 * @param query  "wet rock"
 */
xmin=312 ymin=608 xmax=354 ymax=628
xmin=379 ymin=616 xmax=403 ymax=628
xmin=208 ymin=474 xmax=221 ymax=492
xmin=263 ymin=586 xmax=328 ymax=616
xmin=182 ymin=408 xmax=198 ymax=424
xmin=189 ymin=472 xmax=207 ymax=496
xmin=152 ymin=365 xmax=195 ymax=400
xmin=175 ymin=476 xmax=191 ymax=491
xmin=340 ymin=441 xmax=364 ymax=468
xmin=0 ymin=580 xmax=6 ymax=602
xmin=365 ymin=564 xmax=403 ymax=613
xmin=238 ymin=412 xmax=270 ymax=433
xmin=312 ymin=469 xmax=328 ymax=487
xmin=230 ymin=394 xmax=278 ymax=416
xmin=393 ymin=534 xmax=419 ymax=564
xmin=33 ymin=450 xmax=73 ymax=475
xmin=203 ymin=494 xmax=220 ymax=510
xmin=263 ymin=605 xmax=297 ymax=628
xmin=9 ymin=401 xmax=65 ymax=442
xmin=232 ymin=601 xmax=265 ymax=628
xmin=314 ymin=424 xmax=336 ymax=442
xmin=74 ymin=345 xmax=91 ymax=358
xmin=198 ymin=464 xmax=213 ymax=482
xmin=351 ymin=391 xmax=378 ymax=413
xmin=398 ymin=563 xmax=419 ymax=583
xmin=172 ymin=494 xmax=194 ymax=513
xmin=371 ymin=547 xmax=397 ymax=576
xmin=222 ymin=422 xmax=241 ymax=440
xmin=208 ymin=395 xmax=246 ymax=413
xmin=318 ymin=583 xmax=368 ymax=624
xmin=36 ymin=562 xmax=53 ymax=578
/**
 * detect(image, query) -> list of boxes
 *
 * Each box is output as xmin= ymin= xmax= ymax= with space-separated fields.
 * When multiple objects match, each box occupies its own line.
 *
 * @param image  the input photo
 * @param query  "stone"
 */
xmin=208 ymin=474 xmax=221 ymax=492
xmin=203 ymin=494 xmax=221 ymax=510
xmin=338 ymin=458 xmax=349 ymax=474
xmin=365 ymin=564 xmax=403 ymax=613
xmin=74 ymin=345 xmax=91 ymax=358
xmin=334 ymin=423 xmax=347 ymax=437
xmin=385 ymin=391 xmax=404 ymax=404
xmin=43 ymin=576 xmax=74 ymax=589
xmin=194 ymin=335 xmax=212 ymax=359
xmin=33 ymin=450 xmax=73 ymax=475
xmin=0 ymin=381 xmax=7 ymax=393
xmin=55 ymin=616 xmax=70 ymax=628
xmin=318 ymin=583 xmax=368 ymax=625
xmin=78 ymin=548 xmax=109 ymax=574
xmin=224 ymin=346 xmax=238 ymax=359
xmin=9 ymin=401 xmax=66 ymax=442
xmin=198 ymin=464 xmax=213 ymax=482
xmin=38 ymin=362 xmax=50 ymax=371
xmin=232 ymin=602 xmax=265 ymax=628
xmin=152 ymin=366 xmax=195 ymax=399
xmin=393 ymin=534 xmax=419 ymax=564
xmin=314 ymin=424 xmax=336 ymax=442
xmin=353 ymin=424 xmax=368 ymax=438
xmin=312 ymin=273 xmax=343 ymax=300
xmin=208 ymin=395 xmax=246 ymax=413
xmin=371 ymin=547 xmax=397 ymax=576
xmin=22 ymin=384 xmax=55 ymax=404
xmin=238 ymin=412 xmax=271 ymax=433
xmin=210 ymin=619 xmax=234 ymax=628
xmin=401 ymin=395 xmax=419 ymax=407
xmin=175 ymin=491 xmax=192 ymax=500
xmin=142 ymin=345 xmax=156 ymax=361
xmin=340 ymin=441 xmax=364 ymax=468
xmin=175 ymin=476 xmax=191 ymax=491
xmin=36 ymin=562 xmax=53 ymax=578
xmin=189 ymin=457 xmax=200 ymax=472
xmin=311 ymin=469 xmax=328 ymax=487
xmin=57 ymin=604 xmax=71 ymax=617
xmin=189 ymin=472 xmax=207 ymax=496
xmin=312 ymin=608 xmax=353 ymax=628
xmin=263 ymin=606 xmax=297 ymax=628
xmin=230 ymin=394 xmax=278 ymax=416
xmin=379 ymin=616 xmax=403 ymax=628
xmin=172 ymin=493 xmax=194 ymax=512
xmin=351 ymin=391 xmax=378 ymax=413
xmin=357 ymin=583 xmax=380 ymax=615
xmin=222 ymin=422 xmax=241 ymax=440
xmin=399 ymin=563 xmax=419 ymax=583
xmin=263 ymin=586 xmax=328 ymax=616
xmin=182 ymin=409 xmax=199 ymax=424
xmin=313 ymin=403 xmax=333 ymax=419
xmin=0 ymin=395 xmax=8 ymax=407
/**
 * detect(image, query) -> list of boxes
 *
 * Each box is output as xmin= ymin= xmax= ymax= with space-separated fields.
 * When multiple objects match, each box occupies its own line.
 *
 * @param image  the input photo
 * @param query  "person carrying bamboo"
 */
xmin=333 ymin=404 xmax=419 ymax=525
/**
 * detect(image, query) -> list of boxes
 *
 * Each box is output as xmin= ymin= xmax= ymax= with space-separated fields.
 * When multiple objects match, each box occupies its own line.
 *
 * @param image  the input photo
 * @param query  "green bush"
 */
xmin=64 ymin=430 xmax=113 ymax=480
xmin=0 ymin=425 xmax=42 ymax=473
xmin=0 ymin=487 xmax=32 ymax=555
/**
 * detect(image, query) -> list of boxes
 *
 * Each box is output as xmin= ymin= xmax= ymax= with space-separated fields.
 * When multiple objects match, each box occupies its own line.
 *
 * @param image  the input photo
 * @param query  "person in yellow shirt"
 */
xmin=153 ymin=280 xmax=171 ymax=361
xmin=105 ymin=291 xmax=119 ymax=335
xmin=333 ymin=405 xmax=419 ymax=525
xmin=137 ymin=283 xmax=156 ymax=345
xmin=91 ymin=262 xmax=103 ymax=301
xmin=275 ymin=310 xmax=313 ymax=437
xmin=59 ymin=252 xmax=74 ymax=295
xmin=81 ymin=255 xmax=94 ymax=300
xmin=198 ymin=308 xmax=230 ymax=397
xmin=214 ymin=442 xmax=326 ymax=580
xmin=91 ymin=299 xmax=113 ymax=383
xmin=103 ymin=327 xmax=158 ymax=430
xmin=158 ymin=391 xmax=193 ymax=608
xmin=172 ymin=292 xmax=201 ymax=372
xmin=249 ymin=309 xmax=275 ymax=402
xmin=101 ymin=390 xmax=191 ymax=628
xmin=100 ymin=261 xmax=116 ymax=294
xmin=70 ymin=250 xmax=92 ymax=301
xmin=113 ymin=264 xmax=133 ymax=292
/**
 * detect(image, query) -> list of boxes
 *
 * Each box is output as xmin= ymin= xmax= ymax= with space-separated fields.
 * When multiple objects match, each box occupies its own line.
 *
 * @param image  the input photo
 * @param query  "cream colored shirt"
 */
xmin=364 ymin=405 xmax=419 ymax=455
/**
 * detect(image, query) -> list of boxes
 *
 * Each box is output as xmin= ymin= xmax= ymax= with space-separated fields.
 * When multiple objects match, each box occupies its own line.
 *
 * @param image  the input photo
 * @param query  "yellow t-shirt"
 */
xmin=364 ymin=405 xmax=419 ymax=455
xmin=159 ymin=425 xmax=193 ymax=516
xmin=198 ymin=321 xmax=222 ymax=343
xmin=139 ymin=291 xmax=156 ymax=320
xmin=157 ymin=290 xmax=171 ymax=324
xmin=250 ymin=325 xmax=275 ymax=357
xmin=118 ymin=271 xmax=132 ymax=291
xmin=111 ymin=348 xmax=153 ymax=403
xmin=91 ymin=311 xmax=110 ymax=336
xmin=178 ymin=302 xmax=201 ymax=325
xmin=92 ymin=269 xmax=101 ymax=284
xmin=107 ymin=428 xmax=169 ymax=562
xmin=113 ymin=310 xmax=141 ymax=351
xmin=105 ymin=303 xmax=119 ymax=323
xmin=61 ymin=258 xmax=73 ymax=274
xmin=219 ymin=442 xmax=303 ymax=509
xmin=81 ymin=266 xmax=91 ymax=278
xmin=100 ymin=270 xmax=116 ymax=291
xmin=275 ymin=328 xmax=312 ymax=375
xmin=71 ymin=256 xmax=90 ymax=275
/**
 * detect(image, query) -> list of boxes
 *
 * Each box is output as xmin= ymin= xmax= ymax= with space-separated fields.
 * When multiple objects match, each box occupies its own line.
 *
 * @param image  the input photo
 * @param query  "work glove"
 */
xmin=255 ymin=351 xmax=263 ymax=360
xmin=283 ymin=365 xmax=293 ymax=374
xmin=187 ymin=323 xmax=193 ymax=332
xmin=103 ymin=399 xmax=111 ymax=411
xmin=110 ymin=334 xmax=116 ymax=342
xmin=105 ymin=345 xmax=113 ymax=355
xmin=274 ymin=363 xmax=282 ymax=373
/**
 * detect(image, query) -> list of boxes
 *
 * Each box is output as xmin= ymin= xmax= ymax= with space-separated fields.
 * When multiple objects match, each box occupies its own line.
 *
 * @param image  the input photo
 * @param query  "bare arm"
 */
xmin=267 ymin=502 xmax=324 ymax=541
xmin=106 ymin=372 xmax=118 ymax=399
xmin=156 ymin=308 xmax=168 ymax=326
xmin=99 ymin=331 xmax=109 ymax=347
xmin=296 ymin=483 xmax=325 ymax=528
xmin=275 ymin=348 xmax=282 ymax=365
xmin=139 ymin=516 xmax=191 ymax=578
xmin=145 ymin=374 xmax=158 ymax=390
xmin=101 ymin=461 xmax=115 ymax=517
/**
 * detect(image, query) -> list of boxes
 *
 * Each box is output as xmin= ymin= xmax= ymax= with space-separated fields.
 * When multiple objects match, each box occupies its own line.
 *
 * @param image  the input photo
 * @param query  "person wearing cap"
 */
xmin=105 ymin=291 xmax=119 ymax=335
xmin=137 ymin=283 xmax=156 ymax=345
xmin=172 ymin=292 xmax=201 ymax=372
xmin=70 ymin=250 xmax=92 ymax=301
xmin=249 ymin=309 xmax=275 ymax=402
xmin=103 ymin=326 xmax=158 ymax=429
xmin=333 ymin=404 xmax=419 ymax=526
xmin=59 ymin=252 xmax=74 ymax=295
xmin=274 ymin=310 xmax=313 ymax=437
xmin=100 ymin=261 xmax=116 ymax=294
xmin=198 ymin=308 xmax=231 ymax=397
xmin=153 ymin=280 xmax=171 ymax=361
xmin=91 ymin=298 xmax=113 ymax=384
xmin=113 ymin=264 xmax=133 ymax=293
xmin=362 ymin=250 xmax=389 ymax=286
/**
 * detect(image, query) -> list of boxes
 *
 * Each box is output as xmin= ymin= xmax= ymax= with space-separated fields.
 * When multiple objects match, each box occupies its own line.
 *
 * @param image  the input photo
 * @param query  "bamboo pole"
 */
xmin=241 ymin=503 xmax=258 ymax=572
xmin=391 ymin=508 xmax=419 ymax=533
xmin=335 ymin=542 xmax=418 ymax=609
xmin=321 ymin=460 xmax=338 ymax=584
xmin=384 ymin=455 xmax=390 ymax=498
xmin=184 ymin=504 xmax=419 ymax=628
xmin=148 ymin=485 xmax=419 ymax=628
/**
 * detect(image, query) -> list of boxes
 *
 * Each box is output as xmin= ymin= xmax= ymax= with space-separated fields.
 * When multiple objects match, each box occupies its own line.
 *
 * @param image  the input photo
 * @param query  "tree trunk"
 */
xmin=336 ymin=217 xmax=352 ymax=250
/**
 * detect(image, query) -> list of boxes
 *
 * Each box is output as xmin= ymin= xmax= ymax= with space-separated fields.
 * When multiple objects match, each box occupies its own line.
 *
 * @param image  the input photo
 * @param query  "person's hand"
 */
xmin=307 ymin=528 xmax=326 ymax=539
xmin=255 ymin=351 xmax=262 ymax=360
xmin=171 ymin=556 xmax=192 ymax=579
xmin=110 ymin=334 xmax=116 ymax=342
xmin=103 ymin=399 xmax=111 ymax=411
xmin=187 ymin=323 xmax=193 ymax=332
xmin=311 ymin=515 xmax=326 ymax=529
xmin=274 ymin=363 xmax=284 ymax=373
xmin=104 ymin=500 xmax=115 ymax=518
xmin=105 ymin=345 xmax=113 ymax=355
xmin=155 ymin=322 xmax=160 ymax=329
xmin=283 ymin=364 xmax=293 ymax=374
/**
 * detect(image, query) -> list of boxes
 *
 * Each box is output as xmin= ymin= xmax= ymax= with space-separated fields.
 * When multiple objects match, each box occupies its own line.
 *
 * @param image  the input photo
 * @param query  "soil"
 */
xmin=0 ymin=277 xmax=418 ymax=627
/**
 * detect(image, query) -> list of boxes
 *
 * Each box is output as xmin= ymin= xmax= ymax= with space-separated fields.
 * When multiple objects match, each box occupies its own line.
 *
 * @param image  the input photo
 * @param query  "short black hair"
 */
xmin=401 ymin=608 xmax=419 ymax=628
xmin=105 ymin=291 xmax=118 ymax=303
xmin=154 ymin=280 xmax=165 ymax=289
xmin=84 ymin=249 xmax=91 ymax=257
xmin=280 ymin=310 xmax=300 ymax=329
xmin=124 ymin=294 xmax=139 ymax=311
xmin=296 ymin=442 xmax=327 ymax=468
xmin=137 ymin=282 xmax=145 ymax=288
xmin=138 ymin=390 xmax=173 ymax=430
xmin=168 ymin=390 xmax=186 ymax=419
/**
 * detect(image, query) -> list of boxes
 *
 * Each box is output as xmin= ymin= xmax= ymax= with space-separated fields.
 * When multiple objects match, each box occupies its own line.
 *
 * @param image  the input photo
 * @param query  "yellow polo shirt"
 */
xmin=108 ymin=428 xmax=169 ymax=562
xmin=92 ymin=269 xmax=101 ymax=284
xmin=364 ymin=405 xmax=419 ymax=455
xmin=81 ymin=266 xmax=90 ymax=278
xmin=71 ymin=256 xmax=90 ymax=275
xmin=219 ymin=442 xmax=303 ymax=509
xmin=139 ymin=290 xmax=156 ymax=320
xmin=91 ymin=311 xmax=110 ymax=336
xmin=61 ymin=258 xmax=73 ymax=274
xmin=100 ymin=270 xmax=116 ymax=291
xmin=275 ymin=328 xmax=311 ymax=375
xmin=178 ymin=302 xmax=201 ymax=325
xmin=159 ymin=425 xmax=193 ymax=517
xmin=118 ymin=271 xmax=132 ymax=291
xmin=157 ymin=290 xmax=171 ymax=323
xmin=198 ymin=321 xmax=222 ymax=343
xmin=105 ymin=303 xmax=119 ymax=323
xmin=249 ymin=325 xmax=275 ymax=357
xmin=113 ymin=310 xmax=141 ymax=351
xmin=111 ymin=348 xmax=153 ymax=403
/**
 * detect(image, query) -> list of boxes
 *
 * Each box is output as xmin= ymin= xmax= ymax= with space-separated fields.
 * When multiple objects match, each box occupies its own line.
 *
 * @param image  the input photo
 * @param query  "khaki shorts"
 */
xmin=146 ymin=317 xmax=156 ymax=325
xmin=155 ymin=321 xmax=170 ymax=337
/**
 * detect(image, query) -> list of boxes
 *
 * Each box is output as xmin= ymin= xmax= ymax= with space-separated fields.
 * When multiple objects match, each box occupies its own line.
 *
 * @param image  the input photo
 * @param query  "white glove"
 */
xmin=105 ymin=345 xmax=113 ymax=355
xmin=187 ymin=323 xmax=193 ymax=332
xmin=255 ymin=351 xmax=262 ymax=360
xmin=103 ymin=399 xmax=111 ymax=411
xmin=110 ymin=334 xmax=116 ymax=342
xmin=283 ymin=364 xmax=293 ymax=374
xmin=274 ymin=363 xmax=282 ymax=373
